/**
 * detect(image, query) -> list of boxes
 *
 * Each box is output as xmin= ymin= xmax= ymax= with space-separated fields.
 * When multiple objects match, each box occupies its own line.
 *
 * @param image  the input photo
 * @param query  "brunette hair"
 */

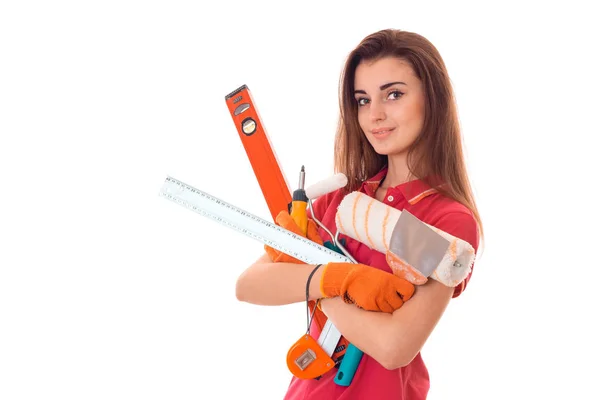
xmin=334 ymin=29 xmax=484 ymax=241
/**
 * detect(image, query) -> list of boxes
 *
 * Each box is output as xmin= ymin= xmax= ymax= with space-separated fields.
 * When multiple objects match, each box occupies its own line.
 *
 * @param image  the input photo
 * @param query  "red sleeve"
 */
xmin=431 ymin=211 xmax=480 ymax=298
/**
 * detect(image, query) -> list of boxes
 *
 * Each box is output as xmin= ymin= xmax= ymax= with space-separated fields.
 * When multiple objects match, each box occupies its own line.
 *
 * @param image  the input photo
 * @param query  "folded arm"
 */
xmin=319 ymin=279 xmax=454 ymax=370
xmin=236 ymin=251 xmax=452 ymax=370
xmin=235 ymin=253 xmax=324 ymax=305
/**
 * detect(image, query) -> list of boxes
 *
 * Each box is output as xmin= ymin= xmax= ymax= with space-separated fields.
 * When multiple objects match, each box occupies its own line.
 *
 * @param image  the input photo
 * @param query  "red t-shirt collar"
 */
xmin=360 ymin=166 xmax=442 ymax=205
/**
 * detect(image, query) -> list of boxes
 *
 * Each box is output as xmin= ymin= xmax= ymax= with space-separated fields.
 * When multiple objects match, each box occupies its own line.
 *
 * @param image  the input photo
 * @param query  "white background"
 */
xmin=1 ymin=1 xmax=599 ymax=399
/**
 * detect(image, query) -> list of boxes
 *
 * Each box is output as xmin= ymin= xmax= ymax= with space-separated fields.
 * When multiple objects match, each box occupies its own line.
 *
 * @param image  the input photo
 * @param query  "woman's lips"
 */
xmin=371 ymin=127 xmax=395 ymax=138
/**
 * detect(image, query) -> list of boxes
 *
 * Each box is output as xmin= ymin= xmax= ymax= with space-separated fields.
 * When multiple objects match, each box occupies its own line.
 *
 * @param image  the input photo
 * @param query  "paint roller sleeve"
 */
xmin=335 ymin=191 xmax=476 ymax=288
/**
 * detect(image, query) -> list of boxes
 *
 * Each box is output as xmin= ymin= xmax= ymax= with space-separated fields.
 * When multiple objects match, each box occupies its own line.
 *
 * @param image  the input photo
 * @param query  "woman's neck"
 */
xmin=381 ymin=155 xmax=414 ymax=188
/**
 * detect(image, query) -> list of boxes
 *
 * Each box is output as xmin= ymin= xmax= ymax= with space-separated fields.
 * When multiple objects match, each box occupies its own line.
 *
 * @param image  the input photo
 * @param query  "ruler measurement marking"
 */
xmin=160 ymin=176 xmax=351 ymax=265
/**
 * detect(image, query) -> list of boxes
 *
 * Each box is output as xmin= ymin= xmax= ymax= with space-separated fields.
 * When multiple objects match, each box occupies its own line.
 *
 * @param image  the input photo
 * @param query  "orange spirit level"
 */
xmin=225 ymin=85 xmax=292 ymax=221
xmin=224 ymin=84 xmax=356 ymax=383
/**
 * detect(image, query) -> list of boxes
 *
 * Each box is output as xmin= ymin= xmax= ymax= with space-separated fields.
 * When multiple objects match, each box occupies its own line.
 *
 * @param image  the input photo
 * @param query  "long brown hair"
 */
xmin=334 ymin=29 xmax=484 ymax=242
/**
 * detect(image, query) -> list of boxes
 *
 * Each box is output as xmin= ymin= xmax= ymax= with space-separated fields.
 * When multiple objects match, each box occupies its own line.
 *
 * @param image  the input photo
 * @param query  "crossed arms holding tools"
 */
xmin=236 ymin=190 xmax=477 ymax=371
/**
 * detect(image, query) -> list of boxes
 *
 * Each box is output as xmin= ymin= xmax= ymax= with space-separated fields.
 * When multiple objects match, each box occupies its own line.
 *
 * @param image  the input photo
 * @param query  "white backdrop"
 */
xmin=1 ymin=1 xmax=599 ymax=399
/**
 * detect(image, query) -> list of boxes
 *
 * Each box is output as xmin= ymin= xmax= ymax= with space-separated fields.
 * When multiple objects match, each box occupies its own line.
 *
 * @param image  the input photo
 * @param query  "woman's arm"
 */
xmin=319 ymin=210 xmax=479 ymax=369
xmin=235 ymin=253 xmax=324 ymax=305
xmin=238 ymin=253 xmax=452 ymax=368
xmin=320 ymin=279 xmax=454 ymax=370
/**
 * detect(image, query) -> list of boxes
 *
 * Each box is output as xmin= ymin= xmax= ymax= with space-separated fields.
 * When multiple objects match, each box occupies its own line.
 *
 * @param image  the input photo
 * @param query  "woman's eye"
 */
xmin=356 ymin=97 xmax=369 ymax=106
xmin=387 ymin=90 xmax=403 ymax=100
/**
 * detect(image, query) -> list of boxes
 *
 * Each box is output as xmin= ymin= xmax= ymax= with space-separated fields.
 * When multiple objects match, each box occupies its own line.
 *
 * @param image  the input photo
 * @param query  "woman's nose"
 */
xmin=369 ymin=101 xmax=385 ymax=122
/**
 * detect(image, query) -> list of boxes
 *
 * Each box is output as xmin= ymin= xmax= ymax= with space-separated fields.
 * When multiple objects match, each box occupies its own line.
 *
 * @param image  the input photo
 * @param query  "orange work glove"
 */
xmin=264 ymin=210 xmax=324 ymax=264
xmin=264 ymin=210 xmax=329 ymax=329
xmin=320 ymin=262 xmax=415 ymax=313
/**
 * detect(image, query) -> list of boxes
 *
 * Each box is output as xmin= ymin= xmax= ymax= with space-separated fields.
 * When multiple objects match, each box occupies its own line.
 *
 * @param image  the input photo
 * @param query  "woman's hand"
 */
xmin=263 ymin=210 xmax=324 ymax=263
xmin=320 ymin=262 xmax=415 ymax=313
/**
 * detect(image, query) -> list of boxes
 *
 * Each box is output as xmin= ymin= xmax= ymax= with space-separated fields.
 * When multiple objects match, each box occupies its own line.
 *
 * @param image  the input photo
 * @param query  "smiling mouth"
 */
xmin=372 ymin=128 xmax=395 ymax=135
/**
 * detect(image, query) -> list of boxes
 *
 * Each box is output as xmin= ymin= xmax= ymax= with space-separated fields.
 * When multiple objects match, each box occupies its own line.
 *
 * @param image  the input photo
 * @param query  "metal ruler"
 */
xmin=159 ymin=176 xmax=347 ymax=360
xmin=159 ymin=176 xmax=352 ymax=265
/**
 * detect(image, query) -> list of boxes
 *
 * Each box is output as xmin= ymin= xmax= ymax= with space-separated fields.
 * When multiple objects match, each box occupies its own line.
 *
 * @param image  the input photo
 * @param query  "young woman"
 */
xmin=236 ymin=29 xmax=483 ymax=399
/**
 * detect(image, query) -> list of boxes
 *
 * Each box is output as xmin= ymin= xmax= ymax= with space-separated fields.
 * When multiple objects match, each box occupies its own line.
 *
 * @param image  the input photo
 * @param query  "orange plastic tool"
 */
xmin=286 ymin=334 xmax=336 ymax=380
xmin=225 ymin=85 xmax=336 ymax=381
xmin=225 ymin=84 xmax=292 ymax=221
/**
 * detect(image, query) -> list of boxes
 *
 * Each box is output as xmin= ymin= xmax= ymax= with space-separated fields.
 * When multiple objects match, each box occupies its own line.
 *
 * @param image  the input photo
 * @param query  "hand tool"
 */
xmin=159 ymin=176 xmax=351 ymax=265
xmin=290 ymin=166 xmax=309 ymax=236
xmin=225 ymin=84 xmax=291 ymax=221
xmin=335 ymin=191 xmax=476 ymax=286
xmin=159 ymin=176 xmax=349 ymax=380
xmin=224 ymin=84 xmax=360 ymax=384
xmin=328 ymin=190 xmax=476 ymax=386
xmin=305 ymin=173 xmax=347 ymax=200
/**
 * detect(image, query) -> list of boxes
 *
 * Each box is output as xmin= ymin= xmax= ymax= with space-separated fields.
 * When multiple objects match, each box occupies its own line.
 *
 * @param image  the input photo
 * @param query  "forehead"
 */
xmin=354 ymin=57 xmax=418 ymax=88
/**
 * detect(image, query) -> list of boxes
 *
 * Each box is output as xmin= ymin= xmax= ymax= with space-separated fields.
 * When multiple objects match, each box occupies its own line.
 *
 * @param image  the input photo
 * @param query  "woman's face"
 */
xmin=354 ymin=57 xmax=425 ymax=157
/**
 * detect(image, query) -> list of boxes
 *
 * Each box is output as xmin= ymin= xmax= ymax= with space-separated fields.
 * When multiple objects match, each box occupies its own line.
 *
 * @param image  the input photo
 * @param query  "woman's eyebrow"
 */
xmin=354 ymin=81 xmax=408 ymax=95
xmin=380 ymin=81 xmax=407 ymax=90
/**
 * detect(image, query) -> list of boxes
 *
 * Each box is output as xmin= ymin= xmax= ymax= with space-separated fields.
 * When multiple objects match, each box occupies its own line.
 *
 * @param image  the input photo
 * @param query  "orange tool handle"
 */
xmin=290 ymin=166 xmax=309 ymax=236
xmin=290 ymin=200 xmax=308 ymax=236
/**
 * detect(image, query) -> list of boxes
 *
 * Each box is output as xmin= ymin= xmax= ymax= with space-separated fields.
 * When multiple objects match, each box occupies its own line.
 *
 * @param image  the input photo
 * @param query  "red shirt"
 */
xmin=283 ymin=167 xmax=479 ymax=400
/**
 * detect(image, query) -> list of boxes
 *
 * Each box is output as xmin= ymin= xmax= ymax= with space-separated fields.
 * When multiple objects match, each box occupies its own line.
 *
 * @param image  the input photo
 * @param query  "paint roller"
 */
xmin=335 ymin=191 xmax=476 ymax=287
